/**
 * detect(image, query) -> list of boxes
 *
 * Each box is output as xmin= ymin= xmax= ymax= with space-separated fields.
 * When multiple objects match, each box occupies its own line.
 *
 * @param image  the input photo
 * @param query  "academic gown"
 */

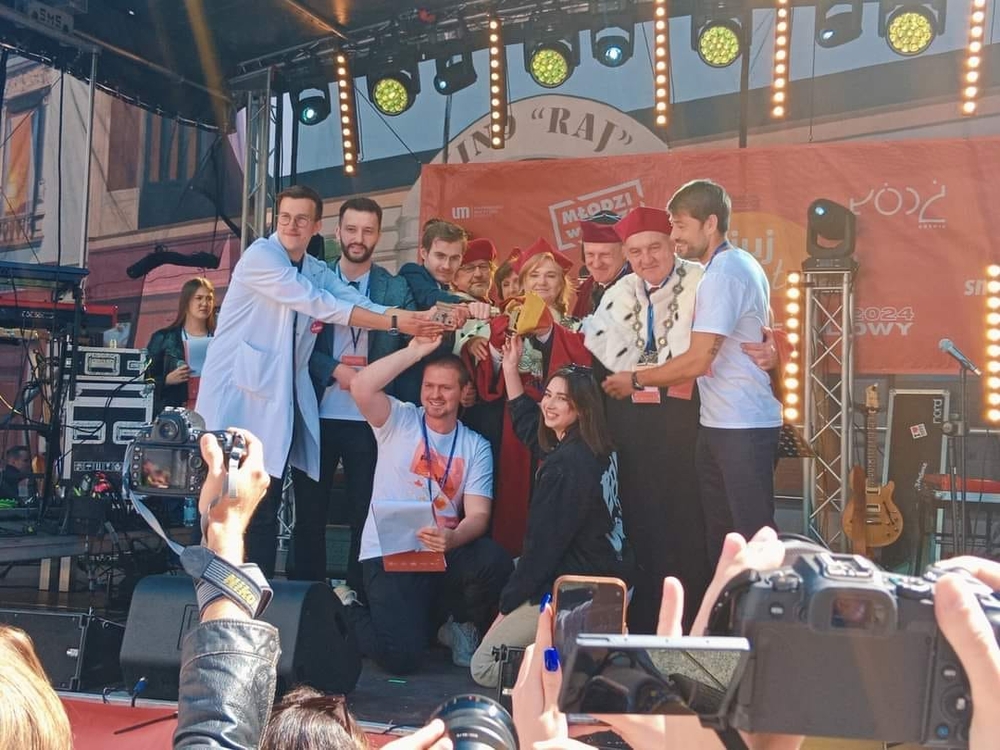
xmin=465 ymin=317 xmax=591 ymax=557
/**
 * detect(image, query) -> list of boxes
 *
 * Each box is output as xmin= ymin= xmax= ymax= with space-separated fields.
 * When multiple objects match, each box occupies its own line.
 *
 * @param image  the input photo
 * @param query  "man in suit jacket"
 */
xmin=292 ymin=197 xmax=418 ymax=594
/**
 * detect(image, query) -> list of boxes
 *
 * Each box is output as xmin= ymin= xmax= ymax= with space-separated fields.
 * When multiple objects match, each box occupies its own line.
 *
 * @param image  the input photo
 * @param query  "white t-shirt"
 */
xmin=318 ymin=269 xmax=370 ymax=421
xmin=358 ymin=399 xmax=493 ymax=561
xmin=691 ymin=246 xmax=782 ymax=429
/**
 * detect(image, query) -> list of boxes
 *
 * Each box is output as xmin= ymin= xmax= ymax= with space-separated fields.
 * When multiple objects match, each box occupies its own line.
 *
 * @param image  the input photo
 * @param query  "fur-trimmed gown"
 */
xmin=582 ymin=258 xmax=712 ymax=632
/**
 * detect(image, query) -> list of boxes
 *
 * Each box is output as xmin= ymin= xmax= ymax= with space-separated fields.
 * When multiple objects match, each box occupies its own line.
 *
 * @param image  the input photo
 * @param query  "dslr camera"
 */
xmin=124 ymin=408 xmax=244 ymax=497
xmin=707 ymin=537 xmax=1000 ymax=747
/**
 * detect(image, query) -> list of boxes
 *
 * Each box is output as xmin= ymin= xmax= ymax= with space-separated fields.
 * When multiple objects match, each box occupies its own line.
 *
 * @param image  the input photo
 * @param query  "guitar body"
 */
xmin=843 ymin=385 xmax=904 ymax=554
xmin=843 ymin=468 xmax=904 ymax=551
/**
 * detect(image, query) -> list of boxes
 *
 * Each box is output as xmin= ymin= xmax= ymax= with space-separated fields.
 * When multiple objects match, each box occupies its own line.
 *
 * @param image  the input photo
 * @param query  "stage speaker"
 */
xmin=0 ymin=609 xmax=124 ymax=691
xmin=881 ymin=388 xmax=950 ymax=570
xmin=120 ymin=575 xmax=361 ymax=700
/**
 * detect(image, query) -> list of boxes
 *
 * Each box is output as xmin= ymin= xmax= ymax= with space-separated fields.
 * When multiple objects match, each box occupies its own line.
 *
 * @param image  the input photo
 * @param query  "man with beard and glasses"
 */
xmin=292 ymin=197 xmax=418 ymax=597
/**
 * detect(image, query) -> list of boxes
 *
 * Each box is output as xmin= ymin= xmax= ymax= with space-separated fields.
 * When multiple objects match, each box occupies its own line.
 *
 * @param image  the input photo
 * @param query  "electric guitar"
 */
xmin=843 ymin=385 xmax=904 ymax=556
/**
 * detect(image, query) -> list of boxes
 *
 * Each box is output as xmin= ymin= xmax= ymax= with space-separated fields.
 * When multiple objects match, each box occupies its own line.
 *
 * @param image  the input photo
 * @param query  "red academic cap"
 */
xmin=463 ymin=238 xmax=497 ymax=265
xmin=580 ymin=219 xmax=622 ymax=243
xmin=514 ymin=237 xmax=574 ymax=273
xmin=613 ymin=206 xmax=673 ymax=242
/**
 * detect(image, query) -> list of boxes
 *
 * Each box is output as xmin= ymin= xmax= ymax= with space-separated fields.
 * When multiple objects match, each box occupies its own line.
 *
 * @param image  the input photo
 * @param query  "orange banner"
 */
xmin=421 ymin=137 xmax=1000 ymax=375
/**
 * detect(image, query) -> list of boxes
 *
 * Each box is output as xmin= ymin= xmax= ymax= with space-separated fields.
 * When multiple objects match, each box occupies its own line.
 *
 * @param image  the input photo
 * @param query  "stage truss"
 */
xmin=802 ymin=264 xmax=857 ymax=550
xmin=231 ymin=68 xmax=277 ymax=251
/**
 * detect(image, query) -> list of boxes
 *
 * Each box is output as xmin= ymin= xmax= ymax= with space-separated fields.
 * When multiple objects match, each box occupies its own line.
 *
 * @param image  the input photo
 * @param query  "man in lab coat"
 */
xmin=196 ymin=185 xmax=440 ymax=576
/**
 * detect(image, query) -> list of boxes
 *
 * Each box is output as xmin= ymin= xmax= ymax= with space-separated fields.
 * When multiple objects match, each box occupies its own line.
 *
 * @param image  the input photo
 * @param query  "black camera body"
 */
xmin=125 ymin=408 xmax=243 ymax=497
xmin=708 ymin=541 xmax=1000 ymax=747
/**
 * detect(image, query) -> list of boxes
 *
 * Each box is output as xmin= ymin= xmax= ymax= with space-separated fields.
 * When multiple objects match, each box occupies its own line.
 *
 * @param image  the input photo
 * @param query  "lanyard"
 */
xmin=644 ymin=267 xmax=674 ymax=353
xmin=421 ymin=415 xmax=460 ymax=504
xmin=705 ymin=241 xmax=730 ymax=270
xmin=336 ymin=266 xmax=370 ymax=352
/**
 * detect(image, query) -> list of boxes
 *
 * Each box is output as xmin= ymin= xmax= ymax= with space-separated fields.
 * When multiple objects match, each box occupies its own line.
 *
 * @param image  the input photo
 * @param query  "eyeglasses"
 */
xmin=277 ymin=213 xmax=315 ymax=228
xmin=554 ymin=363 xmax=593 ymax=378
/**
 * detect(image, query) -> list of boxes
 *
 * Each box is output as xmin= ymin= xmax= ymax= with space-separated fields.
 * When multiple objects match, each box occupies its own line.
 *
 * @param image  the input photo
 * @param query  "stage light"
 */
xmin=961 ymin=0 xmax=987 ymax=115
xmin=524 ymin=26 xmax=580 ymax=89
xmin=293 ymin=91 xmax=330 ymax=126
xmin=488 ymin=14 xmax=508 ymax=149
xmin=653 ymin=0 xmax=669 ymax=128
xmin=595 ymin=34 xmax=632 ymax=67
xmin=771 ymin=0 xmax=791 ymax=118
xmin=816 ymin=0 xmax=864 ymax=47
xmin=434 ymin=51 xmax=477 ymax=95
xmin=696 ymin=21 xmax=742 ymax=67
xmin=988 ymin=262 xmax=1000 ymax=422
xmin=783 ymin=270 xmax=803 ymax=423
xmin=589 ymin=0 xmax=635 ymax=68
xmin=335 ymin=53 xmax=359 ymax=175
xmin=367 ymin=53 xmax=420 ymax=116
xmin=806 ymin=199 xmax=856 ymax=260
xmin=878 ymin=1 xmax=946 ymax=57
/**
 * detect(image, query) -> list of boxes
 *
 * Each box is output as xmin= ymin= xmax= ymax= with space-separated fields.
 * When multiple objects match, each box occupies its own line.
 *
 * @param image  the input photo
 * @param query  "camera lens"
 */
xmin=430 ymin=694 xmax=518 ymax=749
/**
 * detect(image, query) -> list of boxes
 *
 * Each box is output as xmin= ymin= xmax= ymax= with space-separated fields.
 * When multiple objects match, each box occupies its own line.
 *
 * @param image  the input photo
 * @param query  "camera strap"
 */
xmin=715 ymin=728 xmax=751 ymax=750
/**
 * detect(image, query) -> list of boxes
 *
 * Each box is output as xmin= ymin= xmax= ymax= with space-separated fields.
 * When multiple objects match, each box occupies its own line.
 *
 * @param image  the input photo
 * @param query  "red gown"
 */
xmin=464 ymin=315 xmax=592 ymax=556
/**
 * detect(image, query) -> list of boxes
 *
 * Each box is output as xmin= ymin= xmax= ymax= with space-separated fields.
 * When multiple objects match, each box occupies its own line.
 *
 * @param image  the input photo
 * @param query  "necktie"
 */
xmin=590 ymin=282 xmax=606 ymax=312
xmin=349 ymin=280 xmax=359 ymax=289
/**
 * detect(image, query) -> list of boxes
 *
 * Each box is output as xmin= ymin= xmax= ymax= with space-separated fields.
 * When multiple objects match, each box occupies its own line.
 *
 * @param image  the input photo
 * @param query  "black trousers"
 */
xmin=289 ymin=418 xmax=377 ymax=592
xmin=696 ymin=426 xmax=781 ymax=564
xmin=245 ymin=473 xmax=282 ymax=579
xmin=351 ymin=537 xmax=513 ymax=675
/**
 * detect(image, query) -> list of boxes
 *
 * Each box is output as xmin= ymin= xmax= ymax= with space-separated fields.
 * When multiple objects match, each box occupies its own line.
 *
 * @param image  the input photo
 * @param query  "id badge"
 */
xmin=667 ymin=379 xmax=695 ymax=401
xmin=340 ymin=354 xmax=368 ymax=389
xmin=631 ymin=364 xmax=661 ymax=405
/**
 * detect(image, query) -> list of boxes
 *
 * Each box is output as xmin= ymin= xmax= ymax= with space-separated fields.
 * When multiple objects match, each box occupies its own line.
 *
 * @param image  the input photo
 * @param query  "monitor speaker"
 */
xmin=120 ymin=575 xmax=361 ymax=700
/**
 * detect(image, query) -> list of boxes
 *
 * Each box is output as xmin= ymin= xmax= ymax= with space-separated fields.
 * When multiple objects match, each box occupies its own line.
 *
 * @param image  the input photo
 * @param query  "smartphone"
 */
xmin=558 ymin=634 xmax=751 ymax=717
xmin=552 ymin=575 xmax=627 ymax=661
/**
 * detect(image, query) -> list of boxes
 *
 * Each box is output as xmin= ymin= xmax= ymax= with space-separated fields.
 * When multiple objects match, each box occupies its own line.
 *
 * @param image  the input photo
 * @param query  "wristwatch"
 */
xmin=631 ymin=371 xmax=643 ymax=391
xmin=388 ymin=314 xmax=400 ymax=336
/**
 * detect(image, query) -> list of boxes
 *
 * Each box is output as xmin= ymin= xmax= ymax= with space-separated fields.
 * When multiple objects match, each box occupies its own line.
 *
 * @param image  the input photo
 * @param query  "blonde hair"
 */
xmin=0 ymin=625 xmax=72 ymax=750
xmin=518 ymin=253 xmax=572 ymax=316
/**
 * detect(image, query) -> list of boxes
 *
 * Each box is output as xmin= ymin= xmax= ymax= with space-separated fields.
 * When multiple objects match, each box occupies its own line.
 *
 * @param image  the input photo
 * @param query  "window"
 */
xmin=0 ymin=99 xmax=44 ymax=247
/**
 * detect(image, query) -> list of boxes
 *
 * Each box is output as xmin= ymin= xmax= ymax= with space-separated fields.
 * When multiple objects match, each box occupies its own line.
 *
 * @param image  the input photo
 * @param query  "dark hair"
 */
xmin=5 ymin=445 xmax=29 ymax=461
xmin=260 ymin=686 xmax=368 ymax=750
xmin=667 ymin=179 xmax=731 ymax=234
xmin=538 ymin=366 xmax=614 ymax=457
xmin=423 ymin=352 xmax=471 ymax=389
xmin=494 ymin=260 xmax=517 ymax=301
xmin=420 ymin=218 xmax=468 ymax=252
xmin=277 ymin=185 xmax=324 ymax=221
xmin=168 ymin=277 xmax=217 ymax=333
xmin=339 ymin=197 xmax=383 ymax=229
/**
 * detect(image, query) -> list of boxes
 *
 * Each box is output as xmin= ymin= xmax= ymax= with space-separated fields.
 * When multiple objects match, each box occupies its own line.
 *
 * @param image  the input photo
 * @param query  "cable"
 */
xmin=355 ymin=89 xmax=423 ymax=164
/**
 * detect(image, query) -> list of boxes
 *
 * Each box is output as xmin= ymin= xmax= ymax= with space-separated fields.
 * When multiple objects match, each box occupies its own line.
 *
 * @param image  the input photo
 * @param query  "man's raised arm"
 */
xmin=350 ymin=335 xmax=442 ymax=428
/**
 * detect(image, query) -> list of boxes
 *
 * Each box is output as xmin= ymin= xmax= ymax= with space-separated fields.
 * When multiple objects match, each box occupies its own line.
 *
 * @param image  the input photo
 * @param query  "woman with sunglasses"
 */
xmin=469 ymin=334 xmax=633 ymax=688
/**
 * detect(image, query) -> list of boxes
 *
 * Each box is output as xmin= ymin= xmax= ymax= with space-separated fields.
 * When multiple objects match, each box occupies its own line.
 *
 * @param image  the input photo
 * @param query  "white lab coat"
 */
xmin=196 ymin=234 xmax=387 ymax=480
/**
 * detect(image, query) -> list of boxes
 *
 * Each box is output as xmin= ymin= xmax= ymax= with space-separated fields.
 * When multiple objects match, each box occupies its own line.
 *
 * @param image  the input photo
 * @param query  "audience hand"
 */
xmin=383 ymin=719 xmax=454 ymax=750
xmin=501 ymin=334 xmax=524 ymax=374
xmin=464 ymin=336 xmax=489 ymax=363
xmin=740 ymin=327 xmax=778 ymax=371
xmin=417 ymin=525 xmax=455 ymax=553
xmin=602 ymin=371 xmax=635 ymax=400
xmin=933 ymin=556 xmax=1000 ymax=749
xmin=511 ymin=602 xmax=569 ymax=748
xmin=407 ymin=334 xmax=444 ymax=358
xmin=165 ymin=362 xmax=192 ymax=385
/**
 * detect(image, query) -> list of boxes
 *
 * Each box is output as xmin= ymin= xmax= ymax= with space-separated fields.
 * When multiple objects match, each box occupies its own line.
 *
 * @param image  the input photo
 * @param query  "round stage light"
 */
xmin=295 ymin=94 xmax=330 ymax=126
xmin=372 ymin=77 xmax=411 ymax=116
xmin=529 ymin=44 xmax=572 ymax=87
xmin=698 ymin=22 xmax=741 ymax=68
xmin=886 ymin=8 xmax=935 ymax=56
xmin=595 ymin=35 xmax=631 ymax=68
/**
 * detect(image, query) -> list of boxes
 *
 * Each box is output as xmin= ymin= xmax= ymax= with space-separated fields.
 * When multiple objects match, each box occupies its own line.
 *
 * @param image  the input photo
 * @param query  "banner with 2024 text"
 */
xmin=420 ymin=137 xmax=1000 ymax=375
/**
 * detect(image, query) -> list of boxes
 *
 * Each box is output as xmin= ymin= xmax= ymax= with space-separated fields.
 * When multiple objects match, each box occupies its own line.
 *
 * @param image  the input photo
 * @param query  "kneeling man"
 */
xmin=348 ymin=336 xmax=513 ymax=674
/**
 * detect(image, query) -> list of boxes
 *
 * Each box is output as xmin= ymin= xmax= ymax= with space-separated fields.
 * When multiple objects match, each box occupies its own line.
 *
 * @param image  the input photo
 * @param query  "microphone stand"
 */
xmin=943 ymin=364 xmax=971 ymax=556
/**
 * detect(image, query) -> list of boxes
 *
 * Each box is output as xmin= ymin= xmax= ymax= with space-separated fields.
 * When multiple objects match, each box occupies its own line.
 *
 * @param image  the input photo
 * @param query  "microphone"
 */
xmin=938 ymin=338 xmax=982 ymax=376
xmin=126 ymin=246 xmax=221 ymax=279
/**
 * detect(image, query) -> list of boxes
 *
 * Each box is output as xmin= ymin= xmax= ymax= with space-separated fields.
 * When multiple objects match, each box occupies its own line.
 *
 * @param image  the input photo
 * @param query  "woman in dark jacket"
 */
xmin=145 ymin=277 xmax=216 ymax=416
xmin=470 ymin=334 xmax=634 ymax=688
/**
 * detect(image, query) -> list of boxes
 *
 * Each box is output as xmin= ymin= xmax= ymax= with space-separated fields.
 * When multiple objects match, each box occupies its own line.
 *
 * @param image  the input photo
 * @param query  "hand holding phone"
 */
xmin=552 ymin=576 xmax=627 ymax=661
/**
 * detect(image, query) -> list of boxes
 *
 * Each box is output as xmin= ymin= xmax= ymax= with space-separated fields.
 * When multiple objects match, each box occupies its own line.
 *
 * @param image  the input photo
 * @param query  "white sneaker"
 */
xmin=437 ymin=616 xmax=480 ymax=667
xmin=333 ymin=584 xmax=359 ymax=607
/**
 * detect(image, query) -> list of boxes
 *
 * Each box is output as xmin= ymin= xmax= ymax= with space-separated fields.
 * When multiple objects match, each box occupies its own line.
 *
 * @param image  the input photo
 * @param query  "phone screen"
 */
xmin=558 ymin=635 xmax=750 ymax=717
xmin=553 ymin=578 xmax=626 ymax=660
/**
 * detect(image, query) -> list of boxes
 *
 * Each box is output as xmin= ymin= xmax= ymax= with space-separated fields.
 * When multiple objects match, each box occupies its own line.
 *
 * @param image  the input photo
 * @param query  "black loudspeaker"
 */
xmin=0 ymin=609 xmax=124 ymax=691
xmin=120 ymin=575 xmax=361 ymax=700
xmin=881 ymin=389 xmax=950 ymax=570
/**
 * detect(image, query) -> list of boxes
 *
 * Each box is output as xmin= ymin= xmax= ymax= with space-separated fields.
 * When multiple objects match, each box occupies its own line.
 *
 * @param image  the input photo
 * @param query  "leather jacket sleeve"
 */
xmin=173 ymin=619 xmax=281 ymax=749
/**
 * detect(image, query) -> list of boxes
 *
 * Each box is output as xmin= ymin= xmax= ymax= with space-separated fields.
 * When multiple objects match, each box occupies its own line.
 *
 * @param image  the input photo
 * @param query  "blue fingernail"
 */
xmin=539 ymin=593 xmax=551 ymax=612
xmin=544 ymin=647 xmax=559 ymax=672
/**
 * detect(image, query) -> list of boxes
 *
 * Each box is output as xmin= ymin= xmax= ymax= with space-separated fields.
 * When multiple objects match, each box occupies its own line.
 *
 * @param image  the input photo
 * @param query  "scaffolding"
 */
xmin=231 ymin=68 xmax=276 ymax=251
xmin=802 ymin=262 xmax=857 ymax=549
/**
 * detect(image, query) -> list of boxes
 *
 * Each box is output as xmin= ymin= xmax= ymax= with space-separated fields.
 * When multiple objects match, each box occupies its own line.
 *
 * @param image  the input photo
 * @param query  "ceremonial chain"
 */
xmin=631 ymin=265 xmax=687 ymax=361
